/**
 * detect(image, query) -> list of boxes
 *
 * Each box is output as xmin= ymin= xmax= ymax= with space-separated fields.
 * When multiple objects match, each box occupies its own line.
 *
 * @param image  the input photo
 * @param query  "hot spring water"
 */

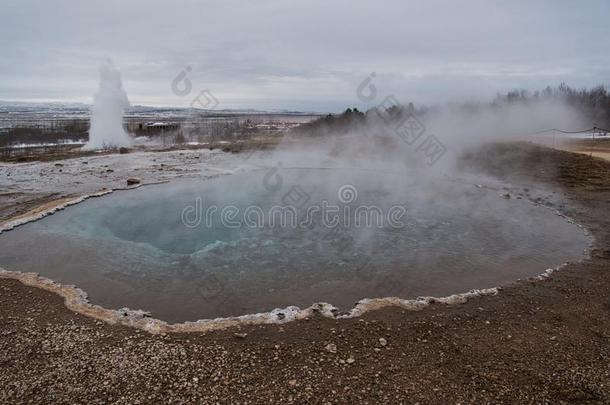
xmin=0 ymin=170 xmax=589 ymax=322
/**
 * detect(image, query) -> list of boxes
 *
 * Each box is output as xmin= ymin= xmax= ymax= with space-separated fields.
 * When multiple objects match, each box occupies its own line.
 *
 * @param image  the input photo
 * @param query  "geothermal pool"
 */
xmin=0 ymin=169 xmax=589 ymax=322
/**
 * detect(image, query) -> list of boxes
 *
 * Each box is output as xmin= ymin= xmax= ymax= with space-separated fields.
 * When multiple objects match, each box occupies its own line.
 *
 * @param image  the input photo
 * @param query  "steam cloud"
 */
xmin=84 ymin=60 xmax=131 ymax=150
xmin=238 ymin=95 xmax=589 ymax=240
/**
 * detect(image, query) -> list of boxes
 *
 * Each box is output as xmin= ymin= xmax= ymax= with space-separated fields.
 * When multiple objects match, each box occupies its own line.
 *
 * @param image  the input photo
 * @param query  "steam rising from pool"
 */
xmin=0 ymin=169 xmax=589 ymax=323
xmin=83 ymin=60 xmax=131 ymax=150
xmin=0 ymin=92 xmax=595 ymax=322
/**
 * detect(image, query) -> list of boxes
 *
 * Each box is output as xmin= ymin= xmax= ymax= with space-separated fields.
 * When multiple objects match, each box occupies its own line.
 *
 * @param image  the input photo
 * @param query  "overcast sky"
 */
xmin=1 ymin=0 xmax=609 ymax=112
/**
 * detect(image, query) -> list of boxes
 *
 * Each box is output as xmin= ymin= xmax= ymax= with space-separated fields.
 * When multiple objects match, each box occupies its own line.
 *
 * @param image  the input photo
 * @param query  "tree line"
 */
xmin=294 ymin=84 xmax=610 ymax=136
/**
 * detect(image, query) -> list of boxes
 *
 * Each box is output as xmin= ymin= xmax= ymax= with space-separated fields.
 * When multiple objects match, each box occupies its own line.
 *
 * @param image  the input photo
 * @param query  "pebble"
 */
xmin=325 ymin=343 xmax=337 ymax=354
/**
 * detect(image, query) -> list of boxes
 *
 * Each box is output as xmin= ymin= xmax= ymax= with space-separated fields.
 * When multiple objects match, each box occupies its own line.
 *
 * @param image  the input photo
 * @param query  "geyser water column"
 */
xmin=83 ymin=60 xmax=131 ymax=150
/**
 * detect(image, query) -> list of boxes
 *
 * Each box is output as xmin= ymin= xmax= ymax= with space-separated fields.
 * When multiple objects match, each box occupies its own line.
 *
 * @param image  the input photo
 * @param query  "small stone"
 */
xmin=379 ymin=337 xmax=387 ymax=347
xmin=233 ymin=332 xmax=247 ymax=339
xmin=126 ymin=177 xmax=141 ymax=186
xmin=325 ymin=343 xmax=337 ymax=354
xmin=346 ymin=356 xmax=355 ymax=364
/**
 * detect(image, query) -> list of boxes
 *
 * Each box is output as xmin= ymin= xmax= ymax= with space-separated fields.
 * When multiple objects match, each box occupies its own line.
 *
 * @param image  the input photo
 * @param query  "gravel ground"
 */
xmin=1 ymin=142 xmax=609 ymax=404
xmin=0 ymin=147 xmax=240 ymax=196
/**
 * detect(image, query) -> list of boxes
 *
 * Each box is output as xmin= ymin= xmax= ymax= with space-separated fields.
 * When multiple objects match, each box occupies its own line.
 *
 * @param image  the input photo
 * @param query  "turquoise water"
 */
xmin=0 ymin=170 xmax=589 ymax=322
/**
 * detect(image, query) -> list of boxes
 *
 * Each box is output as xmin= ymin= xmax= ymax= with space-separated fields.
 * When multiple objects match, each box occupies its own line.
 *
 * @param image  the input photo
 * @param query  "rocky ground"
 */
xmin=0 ymin=142 xmax=609 ymax=404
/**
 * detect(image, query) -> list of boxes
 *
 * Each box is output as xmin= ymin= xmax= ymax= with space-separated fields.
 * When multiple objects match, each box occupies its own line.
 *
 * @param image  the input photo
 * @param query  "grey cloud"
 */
xmin=1 ymin=0 xmax=609 ymax=111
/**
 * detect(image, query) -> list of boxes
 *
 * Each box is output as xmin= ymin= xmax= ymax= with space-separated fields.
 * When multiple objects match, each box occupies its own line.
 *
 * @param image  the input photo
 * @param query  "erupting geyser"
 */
xmin=84 ymin=60 xmax=131 ymax=150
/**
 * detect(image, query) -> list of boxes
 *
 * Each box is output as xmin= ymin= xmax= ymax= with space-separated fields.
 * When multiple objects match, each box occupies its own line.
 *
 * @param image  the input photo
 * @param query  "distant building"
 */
xmin=144 ymin=122 xmax=180 ymax=130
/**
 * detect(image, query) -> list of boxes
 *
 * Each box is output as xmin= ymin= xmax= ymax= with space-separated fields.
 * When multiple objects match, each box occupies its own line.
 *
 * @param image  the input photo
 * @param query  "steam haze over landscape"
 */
xmin=1 ymin=1 xmax=610 ymax=404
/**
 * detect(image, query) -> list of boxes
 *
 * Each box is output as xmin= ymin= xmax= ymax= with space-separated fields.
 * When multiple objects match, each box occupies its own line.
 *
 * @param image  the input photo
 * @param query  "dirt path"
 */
xmin=571 ymin=150 xmax=610 ymax=161
xmin=557 ymin=138 xmax=610 ymax=162
xmin=1 ymin=142 xmax=609 ymax=404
